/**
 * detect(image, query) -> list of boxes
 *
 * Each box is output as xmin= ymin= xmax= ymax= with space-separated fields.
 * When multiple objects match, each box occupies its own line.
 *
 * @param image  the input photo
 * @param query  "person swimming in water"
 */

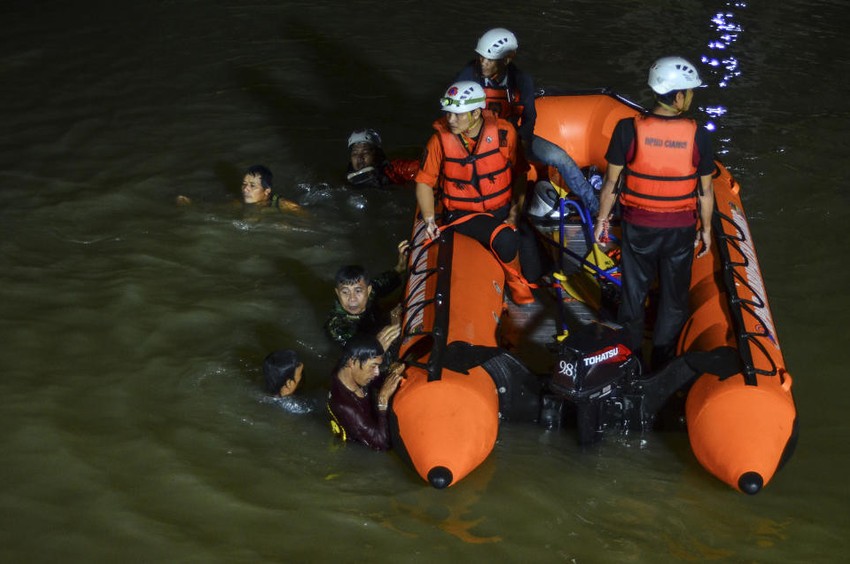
xmin=345 ymin=129 xmax=418 ymax=189
xmin=263 ymin=349 xmax=304 ymax=397
xmin=177 ymin=164 xmax=303 ymax=214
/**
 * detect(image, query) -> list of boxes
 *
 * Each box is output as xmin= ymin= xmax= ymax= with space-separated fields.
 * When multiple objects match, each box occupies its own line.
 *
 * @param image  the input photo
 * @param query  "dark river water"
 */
xmin=2 ymin=0 xmax=848 ymax=561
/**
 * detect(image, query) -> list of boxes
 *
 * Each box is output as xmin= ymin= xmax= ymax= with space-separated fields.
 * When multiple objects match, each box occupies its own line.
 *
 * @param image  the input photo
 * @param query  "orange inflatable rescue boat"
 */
xmin=387 ymin=91 xmax=796 ymax=494
xmin=389 ymin=218 xmax=503 ymax=489
xmin=529 ymin=91 xmax=798 ymax=493
xmin=389 ymin=213 xmax=540 ymax=488
xmin=679 ymin=164 xmax=797 ymax=494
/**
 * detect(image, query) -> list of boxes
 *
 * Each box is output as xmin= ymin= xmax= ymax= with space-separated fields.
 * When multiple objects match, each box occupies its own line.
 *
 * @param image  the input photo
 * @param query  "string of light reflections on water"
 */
xmin=699 ymin=2 xmax=746 ymax=154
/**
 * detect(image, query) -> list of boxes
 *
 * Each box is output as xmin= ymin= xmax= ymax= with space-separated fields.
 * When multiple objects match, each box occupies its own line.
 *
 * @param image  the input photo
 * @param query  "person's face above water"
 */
xmin=241 ymin=173 xmax=271 ymax=204
xmin=349 ymin=143 xmax=377 ymax=171
xmin=279 ymin=363 xmax=304 ymax=397
xmin=335 ymin=279 xmax=372 ymax=315
xmin=351 ymin=356 xmax=384 ymax=388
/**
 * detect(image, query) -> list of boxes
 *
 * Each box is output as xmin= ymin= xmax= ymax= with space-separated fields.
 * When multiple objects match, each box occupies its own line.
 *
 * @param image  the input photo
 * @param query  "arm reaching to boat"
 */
xmin=594 ymin=163 xmax=623 ymax=244
xmin=416 ymin=181 xmax=440 ymax=239
xmin=376 ymin=362 xmax=404 ymax=411
xmin=327 ymin=336 xmax=401 ymax=451
xmin=695 ymin=174 xmax=715 ymax=258
xmin=376 ymin=322 xmax=401 ymax=353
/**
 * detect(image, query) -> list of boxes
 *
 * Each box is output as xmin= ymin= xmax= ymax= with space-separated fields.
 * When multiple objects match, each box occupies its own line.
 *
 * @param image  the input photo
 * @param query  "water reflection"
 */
xmin=703 ymin=8 xmax=744 ymax=88
xmin=2 ymin=0 xmax=849 ymax=560
xmin=700 ymin=2 xmax=745 ymax=139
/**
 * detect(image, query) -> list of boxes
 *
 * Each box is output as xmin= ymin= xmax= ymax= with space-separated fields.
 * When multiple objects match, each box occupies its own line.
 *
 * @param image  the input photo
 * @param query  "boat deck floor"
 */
xmin=500 ymin=286 xmax=602 ymax=376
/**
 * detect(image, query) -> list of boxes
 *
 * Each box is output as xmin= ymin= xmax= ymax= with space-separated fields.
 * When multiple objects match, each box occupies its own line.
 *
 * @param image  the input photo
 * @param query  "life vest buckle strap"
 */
xmin=624 ymin=167 xmax=699 ymax=182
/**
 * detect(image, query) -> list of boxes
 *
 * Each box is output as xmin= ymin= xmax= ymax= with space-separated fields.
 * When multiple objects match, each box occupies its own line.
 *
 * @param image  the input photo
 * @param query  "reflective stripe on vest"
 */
xmin=620 ymin=115 xmax=699 ymax=212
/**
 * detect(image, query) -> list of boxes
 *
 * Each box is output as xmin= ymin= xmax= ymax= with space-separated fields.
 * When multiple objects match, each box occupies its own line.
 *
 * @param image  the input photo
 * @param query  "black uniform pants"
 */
xmin=444 ymin=206 xmax=517 ymax=263
xmin=618 ymin=221 xmax=695 ymax=366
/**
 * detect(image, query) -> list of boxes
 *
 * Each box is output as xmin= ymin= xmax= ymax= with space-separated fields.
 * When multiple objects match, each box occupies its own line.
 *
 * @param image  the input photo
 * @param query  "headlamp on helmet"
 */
xmin=439 ymin=81 xmax=487 ymax=114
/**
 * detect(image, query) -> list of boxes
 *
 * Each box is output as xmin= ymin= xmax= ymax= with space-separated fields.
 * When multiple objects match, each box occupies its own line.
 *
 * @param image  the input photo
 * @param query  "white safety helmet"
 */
xmin=527 ymin=183 xmax=561 ymax=220
xmin=347 ymin=128 xmax=382 ymax=149
xmin=474 ymin=27 xmax=518 ymax=60
xmin=648 ymin=56 xmax=703 ymax=95
xmin=440 ymin=81 xmax=486 ymax=114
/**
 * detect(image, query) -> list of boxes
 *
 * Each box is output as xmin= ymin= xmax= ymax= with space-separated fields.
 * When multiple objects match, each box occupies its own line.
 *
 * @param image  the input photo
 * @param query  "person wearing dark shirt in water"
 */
xmin=327 ymin=334 xmax=404 ymax=451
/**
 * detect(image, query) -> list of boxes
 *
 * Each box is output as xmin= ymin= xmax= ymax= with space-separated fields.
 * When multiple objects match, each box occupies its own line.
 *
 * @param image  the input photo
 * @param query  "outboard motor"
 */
xmin=548 ymin=322 xmax=643 ymax=444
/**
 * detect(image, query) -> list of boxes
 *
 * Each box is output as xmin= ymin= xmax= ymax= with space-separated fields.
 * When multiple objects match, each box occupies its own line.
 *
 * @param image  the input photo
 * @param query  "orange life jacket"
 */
xmin=482 ymin=83 xmax=524 ymax=126
xmin=620 ymin=114 xmax=699 ymax=212
xmin=435 ymin=112 xmax=513 ymax=212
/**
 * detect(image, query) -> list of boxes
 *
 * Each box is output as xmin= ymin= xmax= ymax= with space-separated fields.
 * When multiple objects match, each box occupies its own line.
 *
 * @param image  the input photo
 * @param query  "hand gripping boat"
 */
xmin=388 ymin=91 xmax=797 ymax=493
xmin=530 ymin=91 xmax=798 ymax=493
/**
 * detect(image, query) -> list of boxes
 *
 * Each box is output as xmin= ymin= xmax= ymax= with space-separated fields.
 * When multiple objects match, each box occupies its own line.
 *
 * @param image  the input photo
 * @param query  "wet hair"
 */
xmin=335 ymin=333 xmax=384 ymax=372
xmin=245 ymin=164 xmax=273 ymax=190
xmin=263 ymin=349 xmax=300 ymax=395
xmin=334 ymin=265 xmax=370 ymax=287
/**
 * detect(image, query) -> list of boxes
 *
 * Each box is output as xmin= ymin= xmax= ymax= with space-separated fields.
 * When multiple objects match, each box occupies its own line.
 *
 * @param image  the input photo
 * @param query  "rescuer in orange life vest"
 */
xmin=415 ymin=80 xmax=534 ymax=305
xmin=455 ymin=27 xmax=600 ymax=215
xmin=593 ymin=56 xmax=715 ymax=370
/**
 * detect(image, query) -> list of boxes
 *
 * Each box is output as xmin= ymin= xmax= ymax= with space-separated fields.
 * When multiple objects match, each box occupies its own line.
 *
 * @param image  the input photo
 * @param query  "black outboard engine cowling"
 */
xmin=549 ymin=322 xmax=643 ymax=444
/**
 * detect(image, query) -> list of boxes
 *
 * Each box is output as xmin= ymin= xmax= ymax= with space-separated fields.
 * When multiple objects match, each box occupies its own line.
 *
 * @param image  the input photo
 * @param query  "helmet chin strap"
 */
xmin=656 ymin=100 xmax=683 ymax=115
xmin=467 ymin=113 xmax=484 ymax=137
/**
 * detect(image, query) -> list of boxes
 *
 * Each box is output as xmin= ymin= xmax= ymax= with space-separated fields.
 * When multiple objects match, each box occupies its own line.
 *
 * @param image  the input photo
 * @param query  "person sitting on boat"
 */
xmin=415 ymin=80 xmax=535 ymax=305
xmin=263 ymin=349 xmax=304 ymax=397
xmin=593 ymin=56 xmax=715 ymax=370
xmin=324 ymin=240 xmax=410 ymax=352
xmin=346 ymin=128 xmax=419 ymax=189
xmin=327 ymin=334 xmax=404 ymax=451
xmin=454 ymin=27 xmax=599 ymax=215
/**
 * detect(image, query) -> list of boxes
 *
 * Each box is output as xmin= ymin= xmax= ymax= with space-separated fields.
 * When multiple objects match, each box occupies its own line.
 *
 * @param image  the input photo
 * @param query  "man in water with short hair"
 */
xmin=324 ymin=240 xmax=409 ymax=352
xmin=176 ymin=164 xmax=303 ymax=213
xmin=327 ymin=334 xmax=403 ymax=451
xmin=239 ymin=164 xmax=302 ymax=212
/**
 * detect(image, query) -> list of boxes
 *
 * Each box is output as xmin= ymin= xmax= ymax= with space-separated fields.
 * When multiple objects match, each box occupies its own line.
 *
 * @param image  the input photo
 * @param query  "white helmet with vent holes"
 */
xmin=648 ymin=56 xmax=703 ymax=94
xmin=475 ymin=28 xmax=518 ymax=60
xmin=439 ymin=81 xmax=486 ymax=114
